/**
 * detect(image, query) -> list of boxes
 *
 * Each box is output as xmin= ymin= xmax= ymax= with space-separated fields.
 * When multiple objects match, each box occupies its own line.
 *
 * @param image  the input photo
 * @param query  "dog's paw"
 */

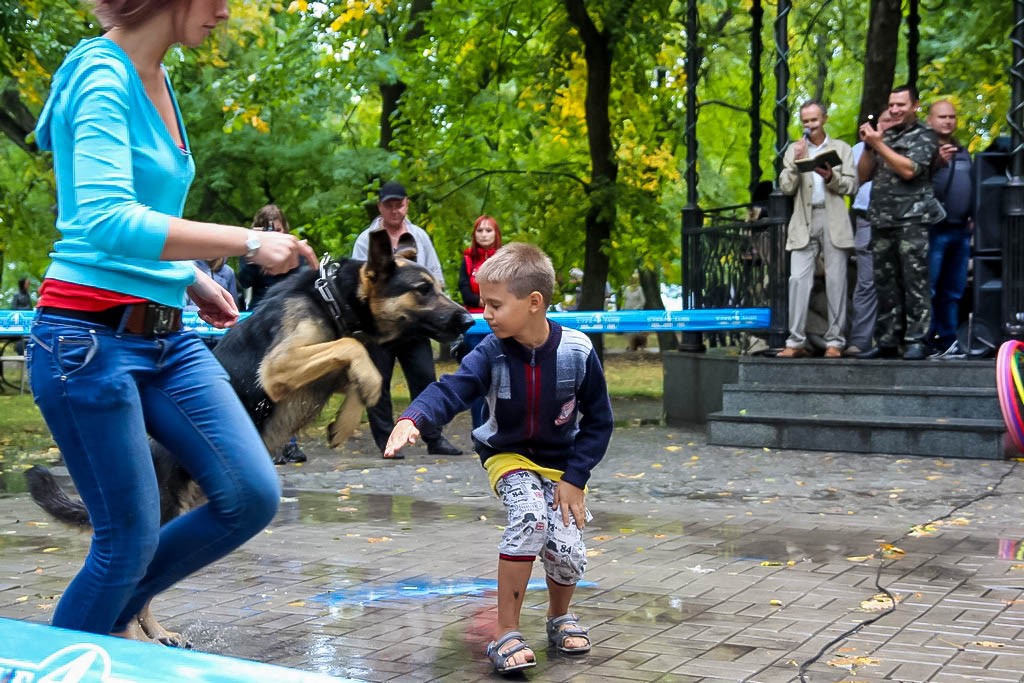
xmin=328 ymin=395 xmax=363 ymax=448
xmin=351 ymin=362 xmax=382 ymax=406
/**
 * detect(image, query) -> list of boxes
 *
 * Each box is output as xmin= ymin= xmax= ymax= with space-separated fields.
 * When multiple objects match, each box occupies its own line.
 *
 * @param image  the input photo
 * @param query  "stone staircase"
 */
xmin=706 ymin=356 xmax=1007 ymax=459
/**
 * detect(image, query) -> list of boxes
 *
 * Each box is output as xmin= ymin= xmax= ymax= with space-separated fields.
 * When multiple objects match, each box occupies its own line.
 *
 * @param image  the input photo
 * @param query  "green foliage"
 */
xmin=0 ymin=0 xmax=1015 ymax=296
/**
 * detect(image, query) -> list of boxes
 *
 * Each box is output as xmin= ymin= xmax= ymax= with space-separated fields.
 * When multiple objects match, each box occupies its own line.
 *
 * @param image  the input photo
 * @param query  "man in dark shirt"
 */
xmin=926 ymin=100 xmax=974 ymax=357
xmin=857 ymin=84 xmax=941 ymax=360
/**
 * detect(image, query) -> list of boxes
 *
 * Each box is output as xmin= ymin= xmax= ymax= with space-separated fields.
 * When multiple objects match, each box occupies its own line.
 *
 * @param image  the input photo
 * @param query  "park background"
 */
xmin=0 ymin=0 xmax=1013 ymax=310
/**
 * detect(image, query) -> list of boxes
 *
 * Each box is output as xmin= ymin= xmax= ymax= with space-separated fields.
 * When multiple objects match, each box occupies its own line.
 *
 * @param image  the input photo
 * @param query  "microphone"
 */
xmin=802 ymin=127 xmax=812 ymax=141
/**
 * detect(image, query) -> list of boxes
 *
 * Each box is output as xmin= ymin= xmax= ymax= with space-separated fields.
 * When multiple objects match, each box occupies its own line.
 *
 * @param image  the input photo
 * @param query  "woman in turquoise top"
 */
xmin=29 ymin=0 xmax=316 ymax=642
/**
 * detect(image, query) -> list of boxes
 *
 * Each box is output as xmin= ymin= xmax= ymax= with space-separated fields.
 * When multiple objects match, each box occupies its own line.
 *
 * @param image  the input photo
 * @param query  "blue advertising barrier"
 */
xmin=0 ymin=617 xmax=353 ymax=682
xmin=0 ymin=308 xmax=771 ymax=339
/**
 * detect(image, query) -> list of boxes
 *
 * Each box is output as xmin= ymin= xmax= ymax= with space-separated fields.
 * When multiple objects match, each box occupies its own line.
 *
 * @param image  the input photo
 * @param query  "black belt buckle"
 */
xmin=145 ymin=303 xmax=178 ymax=335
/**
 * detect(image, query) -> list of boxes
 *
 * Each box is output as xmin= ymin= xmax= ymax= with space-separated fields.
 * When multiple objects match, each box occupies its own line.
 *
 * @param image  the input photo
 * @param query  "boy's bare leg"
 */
xmin=495 ymin=558 xmax=536 ymax=667
xmin=546 ymin=576 xmax=589 ymax=650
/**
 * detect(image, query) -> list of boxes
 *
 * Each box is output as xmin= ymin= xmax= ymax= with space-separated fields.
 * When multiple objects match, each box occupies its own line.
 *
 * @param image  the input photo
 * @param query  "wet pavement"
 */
xmin=2 ymin=399 xmax=1024 ymax=682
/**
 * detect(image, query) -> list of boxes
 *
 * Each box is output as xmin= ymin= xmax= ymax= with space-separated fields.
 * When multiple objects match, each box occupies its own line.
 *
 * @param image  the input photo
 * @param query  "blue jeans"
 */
xmin=27 ymin=312 xmax=280 ymax=634
xmin=928 ymin=223 xmax=971 ymax=347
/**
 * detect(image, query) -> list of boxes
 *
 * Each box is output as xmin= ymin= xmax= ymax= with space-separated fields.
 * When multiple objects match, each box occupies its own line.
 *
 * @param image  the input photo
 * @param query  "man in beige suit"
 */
xmin=776 ymin=100 xmax=858 ymax=358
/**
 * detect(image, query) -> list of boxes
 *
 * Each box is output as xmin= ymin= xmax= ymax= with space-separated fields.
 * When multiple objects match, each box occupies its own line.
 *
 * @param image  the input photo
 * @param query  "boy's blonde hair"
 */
xmin=476 ymin=243 xmax=555 ymax=306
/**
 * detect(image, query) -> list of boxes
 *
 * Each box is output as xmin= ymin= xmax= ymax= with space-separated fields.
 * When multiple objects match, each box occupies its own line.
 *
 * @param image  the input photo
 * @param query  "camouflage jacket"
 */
xmin=868 ymin=120 xmax=943 ymax=229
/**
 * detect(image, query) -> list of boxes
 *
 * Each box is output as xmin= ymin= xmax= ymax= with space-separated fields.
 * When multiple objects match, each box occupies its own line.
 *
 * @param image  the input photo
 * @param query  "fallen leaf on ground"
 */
xmin=769 ymin=599 xmax=783 ymax=606
xmin=859 ymin=593 xmax=902 ymax=611
xmin=416 ymin=467 xmax=428 ymax=473
xmin=879 ymin=543 xmax=904 ymax=556
xmin=367 ymin=537 xmax=391 ymax=543
xmin=41 ymin=547 xmax=60 ymax=553
xmin=288 ymin=601 xmax=306 ymax=607
xmin=847 ymin=555 xmax=875 ymax=562
xmin=614 ymin=472 xmax=645 ymax=479
xmin=664 ymin=445 xmax=682 ymax=452
xmin=973 ymin=641 xmax=1005 ymax=648
xmin=826 ymin=655 xmax=880 ymax=669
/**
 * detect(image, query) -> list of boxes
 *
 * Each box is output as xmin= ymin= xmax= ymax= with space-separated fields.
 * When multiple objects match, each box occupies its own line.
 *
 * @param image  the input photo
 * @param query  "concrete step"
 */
xmin=706 ymin=411 xmax=1006 ymax=460
xmin=720 ymin=384 xmax=999 ymax=420
xmin=737 ymin=356 xmax=996 ymax=389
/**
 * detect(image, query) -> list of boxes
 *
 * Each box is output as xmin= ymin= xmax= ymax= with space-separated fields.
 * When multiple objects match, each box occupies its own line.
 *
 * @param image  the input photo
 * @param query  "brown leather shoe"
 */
xmin=777 ymin=346 xmax=810 ymax=358
xmin=824 ymin=346 xmax=842 ymax=358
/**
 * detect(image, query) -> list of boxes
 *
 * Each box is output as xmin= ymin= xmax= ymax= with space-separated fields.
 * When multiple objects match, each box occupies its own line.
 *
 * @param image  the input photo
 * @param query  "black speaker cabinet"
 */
xmin=972 ymin=255 xmax=1002 ymax=340
xmin=974 ymin=150 xmax=1009 ymax=254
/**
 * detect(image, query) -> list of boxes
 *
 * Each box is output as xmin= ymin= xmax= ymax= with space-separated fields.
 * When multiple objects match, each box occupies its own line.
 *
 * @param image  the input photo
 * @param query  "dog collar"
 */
xmin=314 ymin=255 xmax=368 ymax=342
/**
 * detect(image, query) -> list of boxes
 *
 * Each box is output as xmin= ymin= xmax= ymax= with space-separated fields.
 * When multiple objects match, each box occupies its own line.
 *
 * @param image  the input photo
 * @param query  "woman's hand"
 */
xmin=250 ymin=230 xmax=319 ymax=275
xmin=188 ymin=267 xmax=239 ymax=328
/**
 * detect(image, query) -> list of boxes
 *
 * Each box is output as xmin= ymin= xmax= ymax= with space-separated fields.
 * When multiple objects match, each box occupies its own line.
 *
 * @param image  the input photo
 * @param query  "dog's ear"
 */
xmin=365 ymin=229 xmax=397 ymax=280
xmin=394 ymin=232 xmax=418 ymax=261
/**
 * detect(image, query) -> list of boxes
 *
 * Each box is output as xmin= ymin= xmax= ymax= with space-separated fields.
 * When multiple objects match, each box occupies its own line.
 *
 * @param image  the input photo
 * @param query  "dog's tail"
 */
xmin=24 ymin=465 xmax=91 ymax=529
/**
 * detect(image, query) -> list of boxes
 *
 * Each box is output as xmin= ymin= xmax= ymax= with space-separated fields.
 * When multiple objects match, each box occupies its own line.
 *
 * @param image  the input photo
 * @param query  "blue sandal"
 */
xmin=546 ymin=613 xmax=591 ymax=654
xmin=486 ymin=631 xmax=537 ymax=674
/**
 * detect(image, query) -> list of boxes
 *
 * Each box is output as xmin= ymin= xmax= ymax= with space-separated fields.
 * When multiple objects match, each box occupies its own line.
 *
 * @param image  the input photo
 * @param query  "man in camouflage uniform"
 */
xmin=857 ymin=84 xmax=941 ymax=360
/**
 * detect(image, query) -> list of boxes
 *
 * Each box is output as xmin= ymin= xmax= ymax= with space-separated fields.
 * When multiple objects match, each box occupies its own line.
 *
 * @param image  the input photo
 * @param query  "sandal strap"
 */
xmin=490 ymin=630 xmax=527 ymax=651
xmin=548 ymin=614 xmax=590 ymax=638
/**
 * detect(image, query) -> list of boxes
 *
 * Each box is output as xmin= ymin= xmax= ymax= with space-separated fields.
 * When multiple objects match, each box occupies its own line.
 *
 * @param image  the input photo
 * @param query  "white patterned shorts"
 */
xmin=495 ymin=469 xmax=591 ymax=585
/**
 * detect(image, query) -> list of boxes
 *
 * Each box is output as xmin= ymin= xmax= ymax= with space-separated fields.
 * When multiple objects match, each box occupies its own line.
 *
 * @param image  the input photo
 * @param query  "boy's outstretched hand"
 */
xmin=553 ymin=481 xmax=586 ymax=529
xmin=383 ymin=418 xmax=420 ymax=458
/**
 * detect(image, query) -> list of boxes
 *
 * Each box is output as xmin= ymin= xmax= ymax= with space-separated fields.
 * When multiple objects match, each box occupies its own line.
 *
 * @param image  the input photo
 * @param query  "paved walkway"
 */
xmin=2 ymin=401 xmax=1024 ymax=682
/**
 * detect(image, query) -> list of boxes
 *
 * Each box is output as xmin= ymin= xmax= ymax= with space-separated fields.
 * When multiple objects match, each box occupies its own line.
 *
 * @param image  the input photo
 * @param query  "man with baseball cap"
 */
xmin=352 ymin=181 xmax=462 ymax=457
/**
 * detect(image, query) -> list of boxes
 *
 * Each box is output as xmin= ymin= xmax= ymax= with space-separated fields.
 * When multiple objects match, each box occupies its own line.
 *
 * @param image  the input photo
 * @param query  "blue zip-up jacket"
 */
xmin=34 ymin=37 xmax=196 ymax=307
xmin=400 ymin=321 xmax=614 ymax=489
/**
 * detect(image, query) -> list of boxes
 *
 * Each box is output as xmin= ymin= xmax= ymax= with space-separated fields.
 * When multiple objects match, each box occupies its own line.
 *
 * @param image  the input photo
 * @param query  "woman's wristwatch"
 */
xmin=244 ymin=230 xmax=262 ymax=259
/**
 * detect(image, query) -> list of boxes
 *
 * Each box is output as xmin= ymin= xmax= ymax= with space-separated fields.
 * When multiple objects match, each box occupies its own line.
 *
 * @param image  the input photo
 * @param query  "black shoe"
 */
xmin=426 ymin=435 xmax=463 ymax=455
xmin=902 ymin=342 xmax=927 ymax=360
xmin=277 ymin=441 xmax=308 ymax=464
xmin=855 ymin=345 xmax=898 ymax=359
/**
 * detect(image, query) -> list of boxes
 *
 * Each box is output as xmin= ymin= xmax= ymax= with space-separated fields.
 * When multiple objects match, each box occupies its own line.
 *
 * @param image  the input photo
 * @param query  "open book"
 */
xmin=795 ymin=149 xmax=842 ymax=173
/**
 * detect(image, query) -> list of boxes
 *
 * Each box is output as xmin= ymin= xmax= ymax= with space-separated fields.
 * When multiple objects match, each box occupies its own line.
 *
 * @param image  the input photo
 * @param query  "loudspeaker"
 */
xmin=974 ymin=150 xmax=1009 ymax=254
xmin=972 ymin=255 xmax=1002 ymax=342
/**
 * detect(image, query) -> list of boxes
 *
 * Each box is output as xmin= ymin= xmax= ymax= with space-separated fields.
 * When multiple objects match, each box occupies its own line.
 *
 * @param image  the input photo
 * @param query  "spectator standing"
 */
xmin=239 ymin=204 xmax=308 ymax=463
xmin=858 ymin=84 xmax=942 ymax=360
xmin=776 ymin=100 xmax=857 ymax=358
xmin=29 ymin=0 xmax=316 ymax=639
xmin=11 ymin=277 xmax=32 ymax=310
xmin=187 ymin=257 xmax=239 ymax=311
xmin=383 ymin=243 xmax=613 ymax=674
xmin=10 ymin=277 xmax=33 ymax=354
xmin=352 ymin=181 xmax=462 ymax=457
xmin=926 ymin=100 xmax=974 ymax=358
xmin=846 ymin=109 xmax=898 ymax=356
xmin=621 ymin=272 xmax=648 ymax=351
xmin=238 ymin=204 xmax=306 ymax=311
xmin=457 ymin=214 xmax=502 ymax=429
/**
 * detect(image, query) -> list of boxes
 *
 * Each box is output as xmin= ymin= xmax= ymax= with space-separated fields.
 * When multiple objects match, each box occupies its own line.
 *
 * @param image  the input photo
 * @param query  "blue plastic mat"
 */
xmin=0 ymin=617 xmax=352 ymax=682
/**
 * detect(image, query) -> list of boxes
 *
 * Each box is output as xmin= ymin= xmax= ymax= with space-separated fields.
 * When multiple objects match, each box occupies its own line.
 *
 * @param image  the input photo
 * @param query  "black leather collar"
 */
xmin=313 ymin=255 xmax=369 ymax=342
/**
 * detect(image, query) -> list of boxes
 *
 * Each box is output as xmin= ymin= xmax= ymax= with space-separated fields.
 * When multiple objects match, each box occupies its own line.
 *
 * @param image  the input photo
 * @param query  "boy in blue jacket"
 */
xmin=384 ymin=242 xmax=613 ymax=674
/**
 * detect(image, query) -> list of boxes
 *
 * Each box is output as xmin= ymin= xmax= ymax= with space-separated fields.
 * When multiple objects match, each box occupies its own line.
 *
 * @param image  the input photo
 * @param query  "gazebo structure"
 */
xmin=677 ymin=0 xmax=1024 ymax=352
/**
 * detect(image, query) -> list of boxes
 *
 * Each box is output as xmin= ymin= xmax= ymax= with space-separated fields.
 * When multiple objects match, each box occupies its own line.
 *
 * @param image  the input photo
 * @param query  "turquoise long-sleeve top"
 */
xmin=34 ymin=37 xmax=196 ymax=307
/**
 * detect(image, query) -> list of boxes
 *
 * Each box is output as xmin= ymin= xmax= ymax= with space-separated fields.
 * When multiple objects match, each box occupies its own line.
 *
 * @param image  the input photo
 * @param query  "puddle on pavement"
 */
xmin=310 ymin=576 xmax=597 ymax=607
xmin=712 ymin=528 xmax=882 ymax=563
xmin=280 ymin=490 xmax=493 ymax=526
xmin=611 ymin=595 xmax=708 ymax=625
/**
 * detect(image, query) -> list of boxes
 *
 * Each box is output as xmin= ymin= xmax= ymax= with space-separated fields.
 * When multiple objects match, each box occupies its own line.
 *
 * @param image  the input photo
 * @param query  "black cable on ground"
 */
xmin=797 ymin=460 xmax=1021 ymax=682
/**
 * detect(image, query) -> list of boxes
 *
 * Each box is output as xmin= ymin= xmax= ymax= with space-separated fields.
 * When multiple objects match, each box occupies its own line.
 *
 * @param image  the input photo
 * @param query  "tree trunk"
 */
xmin=377 ymin=0 xmax=433 ymax=152
xmin=564 ymin=0 xmax=633 ymax=360
xmin=858 ymin=0 xmax=902 ymax=124
xmin=639 ymin=267 xmax=678 ymax=351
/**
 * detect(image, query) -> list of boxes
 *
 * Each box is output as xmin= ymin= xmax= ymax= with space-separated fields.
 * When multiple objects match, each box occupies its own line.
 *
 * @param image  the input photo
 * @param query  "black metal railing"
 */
xmin=681 ymin=205 xmax=788 ymax=344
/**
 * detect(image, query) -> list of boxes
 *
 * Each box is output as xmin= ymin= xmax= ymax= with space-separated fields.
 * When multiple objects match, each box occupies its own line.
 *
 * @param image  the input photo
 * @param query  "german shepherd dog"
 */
xmin=25 ymin=229 xmax=473 ymax=645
